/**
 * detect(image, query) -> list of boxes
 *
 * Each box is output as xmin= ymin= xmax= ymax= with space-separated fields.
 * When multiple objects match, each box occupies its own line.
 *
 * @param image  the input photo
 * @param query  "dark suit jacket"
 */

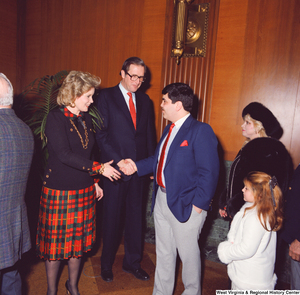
xmin=136 ymin=115 xmax=219 ymax=222
xmin=96 ymin=84 xmax=156 ymax=178
xmin=0 ymin=108 xmax=34 ymax=270
xmin=281 ymin=164 xmax=300 ymax=244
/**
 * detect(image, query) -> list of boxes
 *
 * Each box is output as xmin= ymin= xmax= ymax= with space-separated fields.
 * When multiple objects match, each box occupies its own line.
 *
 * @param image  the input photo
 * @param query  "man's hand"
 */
xmin=193 ymin=205 xmax=202 ymax=214
xmin=118 ymin=159 xmax=137 ymax=175
xmin=289 ymin=239 xmax=300 ymax=261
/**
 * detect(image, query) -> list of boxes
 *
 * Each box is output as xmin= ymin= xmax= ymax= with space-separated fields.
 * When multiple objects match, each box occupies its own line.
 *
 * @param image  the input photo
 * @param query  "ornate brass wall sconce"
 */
xmin=171 ymin=0 xmax=210 ymax=64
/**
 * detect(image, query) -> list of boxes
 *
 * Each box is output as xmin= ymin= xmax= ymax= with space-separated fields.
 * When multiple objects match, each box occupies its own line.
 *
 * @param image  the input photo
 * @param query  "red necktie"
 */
xmin=157 ymin=123 xmax=175 ymax=188
xmin=128 ymin=92 xmax=136 ymax=129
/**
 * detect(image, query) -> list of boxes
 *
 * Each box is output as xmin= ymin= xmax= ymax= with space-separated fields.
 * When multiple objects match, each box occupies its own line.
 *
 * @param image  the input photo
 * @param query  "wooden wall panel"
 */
xmin=210 ymin=0 xmax=249 ymax=160
xmin=210 ymin=0 xmax=300 ymax=167
xmin=0 ymin=0 xmax=17 ymax=89
xmin=22 ymin=0 xmax=167 ymax=133
xmin=159 ymin=0 xmax=220 ymax=135
xmin=140 ymin=0 xmax=168 ymax=130
xmin=238 ymin=0 xmax=300 ymax=167
xmin=9 ymin=0 xmax=300 ymax=167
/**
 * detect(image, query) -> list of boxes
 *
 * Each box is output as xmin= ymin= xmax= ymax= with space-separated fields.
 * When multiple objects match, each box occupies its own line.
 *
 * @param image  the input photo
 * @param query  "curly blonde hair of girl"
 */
xmin=57 ymin=71 xmax=101 ymax=106
xmin=243 ymin=171 xmax=283 ymax=231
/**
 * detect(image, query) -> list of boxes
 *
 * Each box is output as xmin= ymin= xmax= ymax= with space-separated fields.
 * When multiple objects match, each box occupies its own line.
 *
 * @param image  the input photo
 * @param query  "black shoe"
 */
xmin=101 ymin=269 xmax=113 ymax=282
xmin=65 ymin=280 xmax=80 ymax=295
xmin=65 ymin=280 xmax=71 ymax=295
xmin=122 ymin=266 xmax=150 ymax=281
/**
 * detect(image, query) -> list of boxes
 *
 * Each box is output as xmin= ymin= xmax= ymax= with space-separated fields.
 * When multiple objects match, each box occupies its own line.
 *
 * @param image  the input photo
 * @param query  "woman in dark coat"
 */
xmin=36 ymin=71 xmax=121 ymax=295
xmin=219 ymin=102 xmax=293 ymax=219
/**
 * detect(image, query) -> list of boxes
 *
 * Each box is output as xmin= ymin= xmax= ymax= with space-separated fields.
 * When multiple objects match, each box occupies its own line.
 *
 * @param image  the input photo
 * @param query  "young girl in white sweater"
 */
xmin=217 ymin=171 xmax=283 ymax=290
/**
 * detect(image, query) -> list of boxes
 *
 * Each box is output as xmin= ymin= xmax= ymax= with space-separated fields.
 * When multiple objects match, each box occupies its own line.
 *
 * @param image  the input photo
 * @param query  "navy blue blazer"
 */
xmin=136 ymin=115 xmax=219 ymax=222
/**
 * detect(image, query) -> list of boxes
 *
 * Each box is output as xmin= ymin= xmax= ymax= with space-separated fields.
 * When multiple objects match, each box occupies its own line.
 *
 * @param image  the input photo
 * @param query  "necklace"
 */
xmin=69 ymin=119 xmax=89 ymax=149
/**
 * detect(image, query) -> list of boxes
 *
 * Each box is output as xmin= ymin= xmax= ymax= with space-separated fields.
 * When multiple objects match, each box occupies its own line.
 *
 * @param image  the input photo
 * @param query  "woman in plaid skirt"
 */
xmin=36 ymin=71 xmax=121 ymax=295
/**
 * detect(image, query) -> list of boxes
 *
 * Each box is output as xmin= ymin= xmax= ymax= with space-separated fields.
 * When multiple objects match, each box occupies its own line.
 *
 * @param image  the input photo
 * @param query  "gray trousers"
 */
xmin=291 ymin=257 xmax=300 ymax=290
xmin=153 ymin=188 xmax=207 ymax=295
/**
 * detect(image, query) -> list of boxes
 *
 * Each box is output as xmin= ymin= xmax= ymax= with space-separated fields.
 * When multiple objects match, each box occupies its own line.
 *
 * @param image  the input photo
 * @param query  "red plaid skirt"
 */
xmin=36 ymin=184 xmax=96 ymax=260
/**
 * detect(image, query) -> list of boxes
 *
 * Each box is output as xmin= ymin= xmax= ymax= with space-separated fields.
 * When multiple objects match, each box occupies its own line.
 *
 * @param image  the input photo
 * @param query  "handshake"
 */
xmin=118 ymin=159 xmax=137 ymax=175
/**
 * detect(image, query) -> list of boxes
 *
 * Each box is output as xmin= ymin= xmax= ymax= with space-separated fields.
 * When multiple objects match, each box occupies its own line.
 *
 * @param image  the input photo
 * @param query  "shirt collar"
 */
xmin=119 ymin=82 xmax=135 ymax=101
xmin=60 ymin=106 xmax=83 ymax=120
xmin=173 ymin=113 xmax=190 ymax=129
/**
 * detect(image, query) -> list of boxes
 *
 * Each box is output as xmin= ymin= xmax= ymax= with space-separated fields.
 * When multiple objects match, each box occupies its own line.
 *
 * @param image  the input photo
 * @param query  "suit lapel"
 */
xmin=165 ymin=116 xmax=193 ymax=167
xmin=135 ymin=92 xmax=143 ymax=129
xmin=112 ymin=86 xmax=135 ymax=130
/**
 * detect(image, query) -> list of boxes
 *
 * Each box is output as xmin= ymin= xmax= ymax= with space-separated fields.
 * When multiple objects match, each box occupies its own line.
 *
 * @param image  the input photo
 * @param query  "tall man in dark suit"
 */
xmin=96 ymin=57 xmax=156 ymax=282
xmin=0 ymin=73 xmax=34 ymax=294
xmin=124 ymin=83 xmax=219 ymax=294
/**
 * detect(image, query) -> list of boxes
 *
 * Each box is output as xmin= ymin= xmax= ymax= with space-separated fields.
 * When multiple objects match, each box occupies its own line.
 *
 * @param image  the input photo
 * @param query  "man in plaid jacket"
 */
xmin=0 ymin=73 xmax=34 ymax=294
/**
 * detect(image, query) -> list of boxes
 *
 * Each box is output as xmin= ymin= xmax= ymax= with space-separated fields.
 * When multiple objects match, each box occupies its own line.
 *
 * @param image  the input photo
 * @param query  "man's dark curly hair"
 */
xmin=162 ymin=83 xmax=193 ymax=112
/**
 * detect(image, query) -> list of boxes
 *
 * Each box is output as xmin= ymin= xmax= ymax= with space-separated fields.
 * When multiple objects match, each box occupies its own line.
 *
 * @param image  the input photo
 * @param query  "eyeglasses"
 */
xmin=125 ymin=72 xmax=146 ymax=82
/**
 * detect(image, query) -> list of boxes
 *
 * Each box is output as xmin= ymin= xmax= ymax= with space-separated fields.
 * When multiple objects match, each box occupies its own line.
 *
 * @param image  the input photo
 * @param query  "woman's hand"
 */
xmin=219 ymin=208 xmax=228 ymax=218
xmin=102 ymin=160 xmax=121 ymax=181
xmin=95 ymin=182 xmax=104 ymax=201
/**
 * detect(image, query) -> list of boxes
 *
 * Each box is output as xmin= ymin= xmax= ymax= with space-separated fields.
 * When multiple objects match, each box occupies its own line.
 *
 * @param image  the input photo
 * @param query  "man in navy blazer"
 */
xmin=124 ymin=83 xmax=219 ymax=294
xmin=96 ymin=57 xmax=156 ymax=282
xmin=0 ymin=73 xmax=34 ymax=294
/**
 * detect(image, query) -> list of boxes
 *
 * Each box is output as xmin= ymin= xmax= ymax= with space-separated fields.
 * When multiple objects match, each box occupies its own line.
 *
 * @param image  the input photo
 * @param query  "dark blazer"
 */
xmin=136 ymin=115 xmax=219 ymax=222
xmin=43 ymin=108 xmax=97 ymax=190
xmin=0 ymin=108 xmax=34 ymax=270
xmin=96 ymin=84 xmax=156 ymax=176
xmin=281 ymin=164 xmax=300 ymax=244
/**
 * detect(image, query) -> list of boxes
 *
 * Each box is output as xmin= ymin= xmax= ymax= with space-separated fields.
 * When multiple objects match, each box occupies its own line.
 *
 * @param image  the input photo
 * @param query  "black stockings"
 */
xmin=66 ymin=257 xmax=81 ymax=295
xmin=45 ymin=257 xmax=81 ymax=295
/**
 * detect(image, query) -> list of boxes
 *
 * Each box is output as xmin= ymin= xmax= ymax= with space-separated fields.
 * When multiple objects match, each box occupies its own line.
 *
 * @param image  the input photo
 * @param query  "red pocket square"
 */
xmin=180 ymin=140 xmax=188 ymax=147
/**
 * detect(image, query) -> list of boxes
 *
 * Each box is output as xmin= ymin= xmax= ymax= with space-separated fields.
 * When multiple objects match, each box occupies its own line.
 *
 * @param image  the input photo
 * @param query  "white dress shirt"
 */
xmin=119 ymin=83 xmax=136 ymax=111
xmin=157 ymin=113 xmax=190 ymax=187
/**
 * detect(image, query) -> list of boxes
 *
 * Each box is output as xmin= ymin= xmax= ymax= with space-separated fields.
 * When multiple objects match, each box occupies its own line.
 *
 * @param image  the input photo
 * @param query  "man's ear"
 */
xmin=121 ymin=70 xmax=126 ymax=79
xmin=175 ymin=100 xmax=183 ymax=111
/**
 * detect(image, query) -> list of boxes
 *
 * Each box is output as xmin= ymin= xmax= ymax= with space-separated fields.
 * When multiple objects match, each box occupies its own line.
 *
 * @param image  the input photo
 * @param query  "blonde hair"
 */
xmin=243 ymin=171 xmax=283 ymax=231
xmin=57 ymin=71 xmax=101 ymax=106
xmin=243 ymin=114 xmax=268 ymax=146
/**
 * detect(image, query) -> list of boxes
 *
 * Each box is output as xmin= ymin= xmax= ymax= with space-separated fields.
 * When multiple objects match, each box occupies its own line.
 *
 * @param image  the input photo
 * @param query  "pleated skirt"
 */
xmin=36 ymin=184 xmax=96 ymax=260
